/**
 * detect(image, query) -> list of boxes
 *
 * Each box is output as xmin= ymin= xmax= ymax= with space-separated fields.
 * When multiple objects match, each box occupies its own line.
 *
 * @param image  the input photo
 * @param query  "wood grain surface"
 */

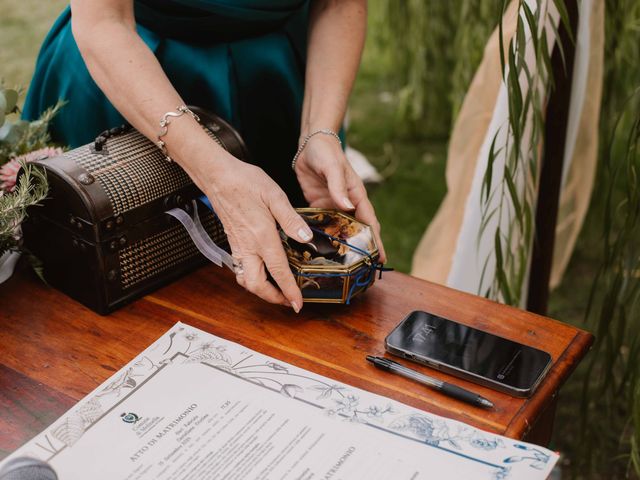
xmin=0 ymin=266 xmax=593 ymax=459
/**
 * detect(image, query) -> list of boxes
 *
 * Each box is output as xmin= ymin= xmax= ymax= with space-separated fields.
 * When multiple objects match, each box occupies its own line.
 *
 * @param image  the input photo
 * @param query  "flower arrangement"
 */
xmin=0 ymin=85 xmax=63 ymax=282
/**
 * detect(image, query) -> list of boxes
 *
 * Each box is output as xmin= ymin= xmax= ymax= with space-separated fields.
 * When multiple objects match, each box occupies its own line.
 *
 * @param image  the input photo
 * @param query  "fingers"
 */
xmin=260 ymin=228 xmax=304 ymax=312
xmin=208 ymin=164 xmax=306 ymax=310
xmin=353 ymin=195 xmax=387 ymax=264
xmin=228 ymin=223 xmax=303 ymax=312
xmin=324 ymin=163 xmax=356 ymax=211
xmin=334 ymin=166 xmax=387 ymax=264
xmin=324 ymin=162 xmax=387 ymax=263
xmin=240 ymin=254 xmax=291 ymax=307
xmin=226 ymin=233 xmax=289 ymax=307
xmin=267 ymin=189 xmax=313 ymax=243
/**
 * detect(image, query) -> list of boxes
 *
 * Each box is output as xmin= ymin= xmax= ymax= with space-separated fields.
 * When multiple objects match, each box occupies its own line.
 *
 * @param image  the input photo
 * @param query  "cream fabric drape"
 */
xmin=411 ymin=0 xmax=604 ymax=295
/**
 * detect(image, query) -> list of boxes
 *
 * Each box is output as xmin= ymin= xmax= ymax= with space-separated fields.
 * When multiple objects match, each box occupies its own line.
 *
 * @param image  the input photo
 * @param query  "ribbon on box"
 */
xmin=165 ymin=200 xmax=234 ymax=271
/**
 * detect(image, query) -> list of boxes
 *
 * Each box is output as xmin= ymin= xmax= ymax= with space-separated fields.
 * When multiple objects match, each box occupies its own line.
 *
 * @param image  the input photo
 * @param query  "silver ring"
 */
xmin=233 ymin=259 xmax=244 ymax=276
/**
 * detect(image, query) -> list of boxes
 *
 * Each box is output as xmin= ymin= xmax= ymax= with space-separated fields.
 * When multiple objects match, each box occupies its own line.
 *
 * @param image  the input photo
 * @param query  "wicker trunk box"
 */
xmin=21 ymin=108 xmax=246 ymax=314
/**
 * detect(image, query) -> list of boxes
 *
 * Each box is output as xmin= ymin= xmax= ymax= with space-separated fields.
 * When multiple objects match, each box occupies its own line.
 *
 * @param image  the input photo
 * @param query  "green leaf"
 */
xmin=494 ymin=231 xmax=513 ymax=304
xmin=548 ymin=19 xmax=567 ymax=76
xmin=522 ymin=3 xmax=539 ymax=55
xmin=523 ymin=202 xmax=533 ymax=241
xmin=539 ymin=33 xmax=555 ymax=90
xmin=23 ymin=250 xmax=48 ymax=285
xmin=498 ymin=0 xmax=507 ymax=78
xmin=479 ymin=251 xmax=493 ymax=296
xmin=504 ymin=169 xmax=523 ymax=229
xmin=516 ymin=18 xmax=526 ymax=69
xmin=552 ymin=0 xmax=574 ymax=43
xmin=483 ymin=133 xmax=500 ymax=202
xmin=507 ymin=45 xmax=523 ymax=136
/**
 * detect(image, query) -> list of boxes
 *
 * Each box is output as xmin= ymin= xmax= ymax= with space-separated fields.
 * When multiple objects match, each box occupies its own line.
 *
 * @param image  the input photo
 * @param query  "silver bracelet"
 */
xmin=156 ymin=105 xmax=200 ymax=162
xmin=291 ymin=129 xmax=342 ymax=171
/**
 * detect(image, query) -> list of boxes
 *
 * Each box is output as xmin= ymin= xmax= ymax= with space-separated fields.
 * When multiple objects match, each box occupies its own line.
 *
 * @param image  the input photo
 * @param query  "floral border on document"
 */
xmin=9 ymin=322 xmax=556 ymax=479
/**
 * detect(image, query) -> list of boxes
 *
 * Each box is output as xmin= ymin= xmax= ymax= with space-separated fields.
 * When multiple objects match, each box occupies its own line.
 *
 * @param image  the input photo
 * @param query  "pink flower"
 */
xmin=0 ymin=160 xmax=20 ymax=193
xmin=0 ymin=147 xmax=63 ymax=192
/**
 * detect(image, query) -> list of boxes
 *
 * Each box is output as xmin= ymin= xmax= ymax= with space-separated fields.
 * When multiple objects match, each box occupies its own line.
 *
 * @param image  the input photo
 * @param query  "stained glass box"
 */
xmin=281 ymin=208 xmax=382 ymax=304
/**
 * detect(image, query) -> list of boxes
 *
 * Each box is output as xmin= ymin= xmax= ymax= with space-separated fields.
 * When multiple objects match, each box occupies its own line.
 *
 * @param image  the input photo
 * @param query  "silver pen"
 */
xmin=366 ymin=355 xmax=494 ymax=409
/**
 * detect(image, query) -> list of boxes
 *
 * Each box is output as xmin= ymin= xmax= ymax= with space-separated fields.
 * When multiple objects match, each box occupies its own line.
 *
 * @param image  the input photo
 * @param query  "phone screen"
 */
xmin=385 ymin=311 xmax=552 ymax=394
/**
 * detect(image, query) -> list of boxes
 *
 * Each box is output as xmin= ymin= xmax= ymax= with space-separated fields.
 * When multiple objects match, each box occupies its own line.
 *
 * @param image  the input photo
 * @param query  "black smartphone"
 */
xmin=384 ymin=310 xmax=552 ymax=397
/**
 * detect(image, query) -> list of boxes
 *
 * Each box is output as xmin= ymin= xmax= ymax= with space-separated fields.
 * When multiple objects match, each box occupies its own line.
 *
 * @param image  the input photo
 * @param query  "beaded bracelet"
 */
xmin=291 ymin=129 xmax=342 ymax=171
xmin=156 ymin=105 xmax=200 ymax=162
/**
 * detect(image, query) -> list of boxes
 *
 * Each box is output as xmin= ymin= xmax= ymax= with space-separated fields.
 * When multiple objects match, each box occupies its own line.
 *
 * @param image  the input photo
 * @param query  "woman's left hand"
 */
xmin=294 ymin=134 xmax=387 ymax=263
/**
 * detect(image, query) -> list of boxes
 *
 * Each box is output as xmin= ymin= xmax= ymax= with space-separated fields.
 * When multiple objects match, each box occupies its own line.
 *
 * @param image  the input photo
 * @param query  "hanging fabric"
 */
xmin=411 ymin=0 xmax=604 ymax=306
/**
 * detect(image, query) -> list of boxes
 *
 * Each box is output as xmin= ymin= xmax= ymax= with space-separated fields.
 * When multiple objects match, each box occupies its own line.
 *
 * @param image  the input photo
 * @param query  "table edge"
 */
xmin=504 ymin=329 xmax=594 ymax=438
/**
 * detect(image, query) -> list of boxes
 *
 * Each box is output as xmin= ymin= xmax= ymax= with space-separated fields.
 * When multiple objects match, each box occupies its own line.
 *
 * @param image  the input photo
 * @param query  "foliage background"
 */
xmin=1 ymin=0 xmax=639 ymax=478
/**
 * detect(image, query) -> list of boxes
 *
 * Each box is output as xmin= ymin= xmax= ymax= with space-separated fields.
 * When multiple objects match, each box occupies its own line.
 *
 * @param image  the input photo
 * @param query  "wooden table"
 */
xmin=0 ymin=266 xmax=592 ymax=459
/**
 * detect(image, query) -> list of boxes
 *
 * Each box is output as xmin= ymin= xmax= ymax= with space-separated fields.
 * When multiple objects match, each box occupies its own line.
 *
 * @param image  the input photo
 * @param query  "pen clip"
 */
xmin=383 ymin=357 xmax=403 ymax=367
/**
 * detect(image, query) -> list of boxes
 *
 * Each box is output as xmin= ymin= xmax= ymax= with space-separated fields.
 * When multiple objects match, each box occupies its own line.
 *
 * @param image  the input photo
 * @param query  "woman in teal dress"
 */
xmin=23 ymin=0 xmax=385 ymax=311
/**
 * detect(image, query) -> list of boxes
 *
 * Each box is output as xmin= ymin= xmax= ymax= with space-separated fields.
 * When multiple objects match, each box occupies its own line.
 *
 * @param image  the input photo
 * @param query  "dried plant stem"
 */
xmin=0 ymin=163 xmax=48 ymax=253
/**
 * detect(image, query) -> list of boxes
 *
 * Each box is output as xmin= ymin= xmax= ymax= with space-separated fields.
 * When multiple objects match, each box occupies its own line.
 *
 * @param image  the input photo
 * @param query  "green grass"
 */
xmin=349 ymin=71 xmax=448 ymax=273
xmin=0 ymin=0 xmax=67 ymax=90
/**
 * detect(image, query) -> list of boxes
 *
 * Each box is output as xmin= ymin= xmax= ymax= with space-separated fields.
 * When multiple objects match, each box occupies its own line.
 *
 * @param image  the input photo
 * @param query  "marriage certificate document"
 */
xmin=0 ymin=323 xmax=558 ymax=479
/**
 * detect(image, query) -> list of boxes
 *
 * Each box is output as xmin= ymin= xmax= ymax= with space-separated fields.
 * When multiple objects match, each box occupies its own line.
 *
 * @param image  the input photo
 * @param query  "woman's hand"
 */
xmin=183 ymin=139 xmax=313 ymax=312
xmin=294 ymin=134 xmax=387 ymax=263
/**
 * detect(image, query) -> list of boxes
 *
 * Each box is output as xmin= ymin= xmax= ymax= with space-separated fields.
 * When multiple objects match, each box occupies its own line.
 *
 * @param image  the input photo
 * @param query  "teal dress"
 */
xmin=23 ymin=0 xmax=309 ymax=202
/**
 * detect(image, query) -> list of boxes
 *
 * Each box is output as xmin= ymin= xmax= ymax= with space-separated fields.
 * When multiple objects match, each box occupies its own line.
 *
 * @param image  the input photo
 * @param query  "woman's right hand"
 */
xmin=72 ymin=0 xmax=311 ymax=311
xmin=184 ymin=145 xmax=313 ymax=313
